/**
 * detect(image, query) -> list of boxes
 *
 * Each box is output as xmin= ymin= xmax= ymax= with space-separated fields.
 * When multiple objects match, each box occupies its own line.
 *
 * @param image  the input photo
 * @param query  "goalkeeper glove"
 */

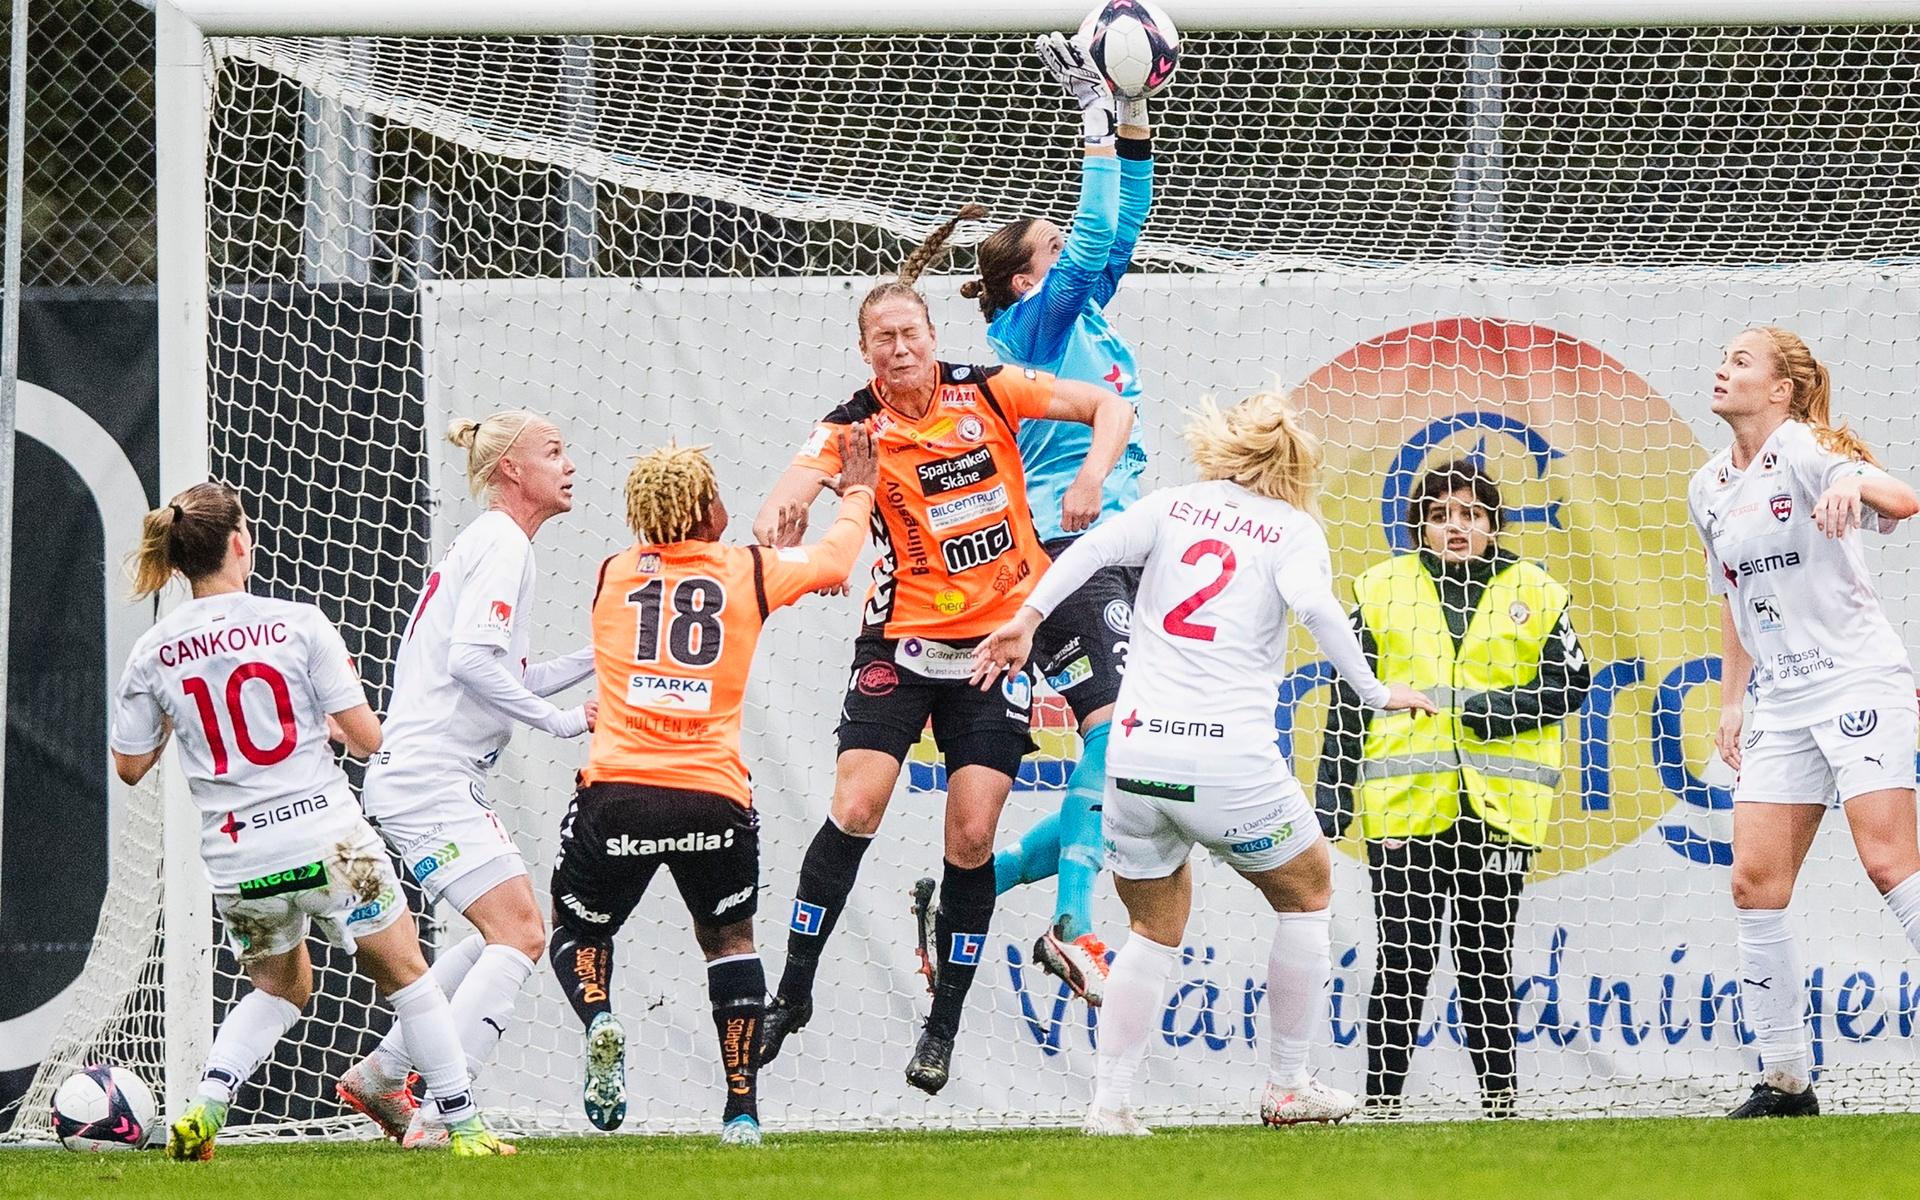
xmin=1037 ymin=31 xmax=1116 ymax=148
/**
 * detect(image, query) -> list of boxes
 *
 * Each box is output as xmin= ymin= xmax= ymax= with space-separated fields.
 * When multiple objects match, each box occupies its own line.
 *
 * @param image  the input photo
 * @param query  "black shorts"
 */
xmin=549 ymin=781 xmax=760 ymax=935
xmin=1030 ymin=536 xmax=1138 ymax=723
xmin=836 ymin=634 xmax=1036 ymax=778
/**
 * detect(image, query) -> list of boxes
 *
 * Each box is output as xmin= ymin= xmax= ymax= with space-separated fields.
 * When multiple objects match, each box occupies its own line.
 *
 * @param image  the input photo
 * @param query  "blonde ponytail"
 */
xmin=1753 ymin=325 xmax=1880 ymax=466
xmin=1184 ymin=390 xmax=1322 ymax=512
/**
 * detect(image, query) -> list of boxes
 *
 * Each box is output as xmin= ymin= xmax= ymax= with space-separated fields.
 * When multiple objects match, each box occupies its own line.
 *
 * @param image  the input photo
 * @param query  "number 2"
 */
xmin=182 ymin=663 xmax=298 ymax=775
xmin=1161 ymin=539 xmax=1238 ymax=642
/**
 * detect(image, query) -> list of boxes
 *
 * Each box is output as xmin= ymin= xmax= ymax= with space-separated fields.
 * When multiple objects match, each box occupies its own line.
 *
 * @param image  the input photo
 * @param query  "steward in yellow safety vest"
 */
xmin=1314 ymin=457 xmax=1590 ymax=1119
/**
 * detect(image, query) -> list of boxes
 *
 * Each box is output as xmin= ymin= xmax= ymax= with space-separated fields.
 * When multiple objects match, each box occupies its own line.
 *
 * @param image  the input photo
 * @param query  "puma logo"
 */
xmin=1741 ymin=977 xmax=1772 ymax=990
xmin=482 ymin=1017 xmax=506 ymax=1035
xmin=1866 ymin=755 xmax=1885 ymax=767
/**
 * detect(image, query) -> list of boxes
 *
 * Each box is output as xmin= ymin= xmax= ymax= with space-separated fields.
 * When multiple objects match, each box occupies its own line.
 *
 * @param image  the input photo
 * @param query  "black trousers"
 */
xmin=1365 ymin=813 xmax=1531 ymax=1104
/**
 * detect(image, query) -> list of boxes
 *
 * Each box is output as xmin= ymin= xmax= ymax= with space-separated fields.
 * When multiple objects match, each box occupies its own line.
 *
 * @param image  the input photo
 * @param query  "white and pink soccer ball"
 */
xmin=1079 ymin=0 xmax=1181 ymax=99
xmin=50 ymin=1065 xmax=155 ymax=1151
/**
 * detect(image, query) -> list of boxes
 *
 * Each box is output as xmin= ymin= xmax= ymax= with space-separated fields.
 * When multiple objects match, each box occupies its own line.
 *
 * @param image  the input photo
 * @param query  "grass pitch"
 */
xmin=6 ymin=1115 xmax=1920 ymax=1200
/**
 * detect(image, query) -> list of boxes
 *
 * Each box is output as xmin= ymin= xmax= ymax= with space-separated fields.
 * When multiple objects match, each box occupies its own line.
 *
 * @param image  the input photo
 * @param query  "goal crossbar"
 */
xmin=164 ymin=0 xmax=1920 ymax=36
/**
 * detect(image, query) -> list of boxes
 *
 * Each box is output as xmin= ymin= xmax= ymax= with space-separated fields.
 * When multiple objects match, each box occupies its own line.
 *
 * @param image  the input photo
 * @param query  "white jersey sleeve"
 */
xmin=1687 ymin=464 xmax=1733 ymax=597
xmin=1273 ymin=520 xmax=1391 ymax=708
xmin=1025 ymin=494 xmax=1164 ymax=618
xmin=306 ymin=611 xmax=369 ymax=714
xmin=110 ymin=655 xmax=166 ymax=755
xmin=449 ymin=525 xmax=533 ymax=651
xmin=1784 ymin=424 xmax=1901 ymax=535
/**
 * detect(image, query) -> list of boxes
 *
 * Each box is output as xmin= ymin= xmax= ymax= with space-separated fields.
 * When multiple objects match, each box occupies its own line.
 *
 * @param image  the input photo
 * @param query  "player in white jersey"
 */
xmin=338 ymin=411 xmax=596 ymax=1146
xmin=110 ymin=483 xmax=510 ymax=1159
xmin=972 ymin=391 xmax=1435 ymax=1135
xmin=1689 ymin=326 xmax=1920 ymax=1119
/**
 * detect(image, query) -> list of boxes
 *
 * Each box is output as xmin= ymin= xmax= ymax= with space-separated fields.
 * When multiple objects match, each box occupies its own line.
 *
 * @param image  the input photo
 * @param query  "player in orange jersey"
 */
xmin=752 ymin=210 xmax=1134 ymax=1095
xmin=545 ymin=430 xmax=877 ymax=1146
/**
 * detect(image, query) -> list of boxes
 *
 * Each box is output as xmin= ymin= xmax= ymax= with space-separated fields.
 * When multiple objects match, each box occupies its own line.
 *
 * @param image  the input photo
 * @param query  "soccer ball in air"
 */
xmin=1079 ymin=0 xmax=1181 ymax=99
xmin=51 ymin=1064 xmax=155 ymax=1151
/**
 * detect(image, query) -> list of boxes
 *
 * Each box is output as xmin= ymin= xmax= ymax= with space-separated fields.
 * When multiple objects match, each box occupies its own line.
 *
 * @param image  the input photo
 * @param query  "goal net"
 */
xmin=16 ymin=10 xmax=1920 ymax=1139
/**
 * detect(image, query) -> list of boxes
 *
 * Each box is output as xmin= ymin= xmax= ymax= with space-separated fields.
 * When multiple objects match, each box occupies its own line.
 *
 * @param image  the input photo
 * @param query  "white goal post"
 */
xmin=18 ymin=0 xmax=1920 ymax=1143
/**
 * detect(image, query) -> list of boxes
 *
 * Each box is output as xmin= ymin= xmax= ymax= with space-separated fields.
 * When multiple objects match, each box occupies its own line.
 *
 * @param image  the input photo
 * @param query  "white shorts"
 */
xmin=1736 ymin=705 xmax=1919 ymax=806
xmin=212 ymin=818 xmax=405 ymax=964
xmin=1103 ymin=773 xmax=1320 ymax=880
xmin=363 ymin=771 xmax=526 ymax=909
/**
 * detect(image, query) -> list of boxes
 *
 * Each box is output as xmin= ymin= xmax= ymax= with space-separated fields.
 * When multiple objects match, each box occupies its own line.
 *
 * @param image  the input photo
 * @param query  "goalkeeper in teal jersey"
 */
xmin=913 ymin=31 xmax=1154 ymax=1008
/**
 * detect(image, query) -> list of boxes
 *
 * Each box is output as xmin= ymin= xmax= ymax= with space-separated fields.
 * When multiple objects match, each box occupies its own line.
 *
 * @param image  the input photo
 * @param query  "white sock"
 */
xmin=433 ymin=944 xmax=538 ymax=1094
xmin=387 ymin=975 xmax=477 ymax=1124
xmin=1736 ymin=907 xmax=1810 ymax=1092
xmin=1092 ymin=934 xmax=1179 ymax=1113
xmin=1883 ymin=873 xmax=1920 ymax=955
xmin=1267 ymin=908 xmax=1333 ymax=1089
xmin=368 ymin=933 xmax=486 ymax=1082
xmin=199 ymin=990 xmax=301 ymax=1104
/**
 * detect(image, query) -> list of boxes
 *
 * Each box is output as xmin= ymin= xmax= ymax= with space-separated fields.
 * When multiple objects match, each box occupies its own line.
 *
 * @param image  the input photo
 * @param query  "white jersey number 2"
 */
xmin=1163 ymin=539 xmax=1238 ymax=643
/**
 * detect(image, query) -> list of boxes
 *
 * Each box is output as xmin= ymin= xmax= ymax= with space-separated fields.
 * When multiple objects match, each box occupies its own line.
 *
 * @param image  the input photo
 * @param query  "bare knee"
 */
xmin=1730 ymin=865 xmax=1793 ymax=911
xmin=250 ymin=962 xmax=313 ymax=1009
xmin=694 ymin=919 xmax=756 ymax=961
xmin=1861 ymin=853 xmax=1920 ymax=897
xmin=945 ymin=819 xmax=998 ymax=869
xmin=830 ymin=755 xmax=896 ymax=837
xmin=482 ymin=908 xmax=549 ymax=963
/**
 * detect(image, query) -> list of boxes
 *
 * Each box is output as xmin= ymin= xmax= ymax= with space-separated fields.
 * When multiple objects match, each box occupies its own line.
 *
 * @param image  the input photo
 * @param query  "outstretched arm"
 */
xmin=1093 ymin=120 xmax=1153 ymax=309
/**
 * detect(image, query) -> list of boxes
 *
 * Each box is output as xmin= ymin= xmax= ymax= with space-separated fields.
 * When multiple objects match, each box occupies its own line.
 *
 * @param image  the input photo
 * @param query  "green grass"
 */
xmin=8 ymin=1116 xmax=1920 ymax=1200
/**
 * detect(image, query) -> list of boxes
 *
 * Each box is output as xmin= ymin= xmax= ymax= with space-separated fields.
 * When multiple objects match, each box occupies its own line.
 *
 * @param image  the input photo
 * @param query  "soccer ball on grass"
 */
xmin=51 ymin=1064 xmax=155 ymax=1151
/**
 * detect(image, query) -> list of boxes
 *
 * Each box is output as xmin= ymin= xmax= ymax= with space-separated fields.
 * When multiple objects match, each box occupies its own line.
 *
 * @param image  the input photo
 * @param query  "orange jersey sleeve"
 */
xmin=756 ymin=487 xmax=874 ymax=611
xmin=987 ymin=365 xmax=1059 ymax=423
xmin=791 ymin=421 xmax=847 ymax=475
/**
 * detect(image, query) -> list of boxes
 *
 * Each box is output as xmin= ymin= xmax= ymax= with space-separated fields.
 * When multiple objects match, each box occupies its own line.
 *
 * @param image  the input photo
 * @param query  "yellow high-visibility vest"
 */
xmin=1352 ymin=553 xmax=1570 ymax=846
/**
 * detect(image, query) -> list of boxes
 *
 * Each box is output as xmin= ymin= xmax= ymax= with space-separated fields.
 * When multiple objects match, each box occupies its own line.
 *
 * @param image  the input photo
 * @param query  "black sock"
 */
xmin=776 ymin=819 xmax=872 ymax=1002
xmin=708 ymin=954 xmax=766 ymax=1123
xmin=549 ymin=928 xmax=614 ymax=1028
xmin=927 ymin=858 xmax=996 ymax=1039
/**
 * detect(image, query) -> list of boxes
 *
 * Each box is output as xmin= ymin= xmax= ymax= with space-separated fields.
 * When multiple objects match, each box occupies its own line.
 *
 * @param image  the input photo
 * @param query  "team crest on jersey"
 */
xmin=1509 ymin=600 xmax=1532 ymax=625
xmin=1770 ymin=493 xmax=1793 ymax=522
xmin=1751 ymin=595 xmax=1784 ymax=632
xmin=485 ymin=600 xmax=513 ymax=633
xmin=1840 ymin=710 xmax=1880 ymax=738
xmin=1001 ymin=671 xmax=1034 ymax=713
xmin=956 ymin=415 xmax=986 ymax=444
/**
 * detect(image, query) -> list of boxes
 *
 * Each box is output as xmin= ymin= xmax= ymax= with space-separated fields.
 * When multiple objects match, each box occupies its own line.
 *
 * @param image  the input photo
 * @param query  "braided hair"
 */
xmin=856 ymin=204 xmax=990 ymax=338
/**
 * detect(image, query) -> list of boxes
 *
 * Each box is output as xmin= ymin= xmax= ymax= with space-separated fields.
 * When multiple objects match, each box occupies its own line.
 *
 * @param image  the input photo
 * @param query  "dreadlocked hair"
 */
xmin=625 ymin=442 xmax=720 ymax=544
xmin=857 ymin=204 xmax=990 ymax=338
